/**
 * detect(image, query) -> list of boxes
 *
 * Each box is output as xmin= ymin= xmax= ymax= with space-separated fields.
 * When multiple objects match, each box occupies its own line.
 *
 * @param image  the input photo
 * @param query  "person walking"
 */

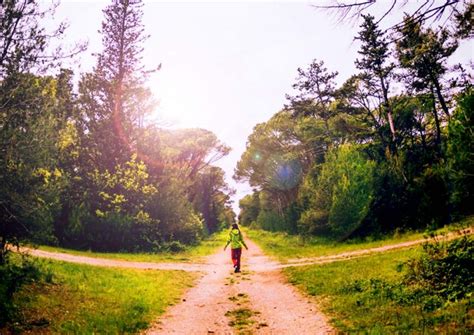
xmin=224 ymin=223 xmax=248 ymax=273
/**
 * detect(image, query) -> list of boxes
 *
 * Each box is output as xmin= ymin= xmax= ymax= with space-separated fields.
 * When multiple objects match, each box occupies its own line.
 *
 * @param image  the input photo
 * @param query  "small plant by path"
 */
xmin=225 ymin=307 xmax=259 ymax=333
xmin=228 ymin=292 xmax=248 ymax=303
xmin=224 ymin=274 xmax=262 ymax=333
xmin=225 ymin=292 xmax=266 ymax=334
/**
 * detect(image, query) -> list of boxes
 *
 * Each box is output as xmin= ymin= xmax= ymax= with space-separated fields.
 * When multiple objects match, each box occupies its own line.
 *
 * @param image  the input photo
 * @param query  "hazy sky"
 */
xmin=51 ymin=1 xmax=472 ymax=213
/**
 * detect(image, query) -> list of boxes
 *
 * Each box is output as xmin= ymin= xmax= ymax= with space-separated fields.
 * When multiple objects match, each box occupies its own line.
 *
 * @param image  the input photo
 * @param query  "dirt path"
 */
xmin=145 ymin=239 xmax=334 ymax=334
xmin=20 ymin=247 xmax=210 ymax=272
xmin=20 ymin=227 xmax=472 ymax=272
xmin=281 ymin=227 xmax=473 ymax=268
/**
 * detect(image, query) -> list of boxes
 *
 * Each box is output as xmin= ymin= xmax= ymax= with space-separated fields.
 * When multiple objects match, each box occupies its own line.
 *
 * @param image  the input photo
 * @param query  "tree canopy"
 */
xmin=0 ymin=0 xmax=235 ymax=260
xmin=236 ymin=6 xmax=472 ymax=238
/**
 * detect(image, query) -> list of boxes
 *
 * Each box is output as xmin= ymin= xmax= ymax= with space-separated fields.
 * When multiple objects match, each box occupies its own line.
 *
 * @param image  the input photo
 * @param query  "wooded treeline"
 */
xmin=0 ymin=0 xmax=235 ymax=261
xmin=236 ymin=4 xmax=473 ymax=239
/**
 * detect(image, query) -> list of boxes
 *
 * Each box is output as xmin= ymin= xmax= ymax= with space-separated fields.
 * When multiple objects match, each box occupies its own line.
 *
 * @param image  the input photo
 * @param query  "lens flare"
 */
xmin=252 ymin=152 xmax=263 ymax=164
xmin=264 ymin=155 xmax=302 ymax=190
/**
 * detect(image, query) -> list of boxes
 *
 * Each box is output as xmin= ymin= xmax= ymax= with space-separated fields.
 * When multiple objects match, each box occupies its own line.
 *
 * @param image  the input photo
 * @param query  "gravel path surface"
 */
xmin=145 ymin=238 xmax=334 ymax=335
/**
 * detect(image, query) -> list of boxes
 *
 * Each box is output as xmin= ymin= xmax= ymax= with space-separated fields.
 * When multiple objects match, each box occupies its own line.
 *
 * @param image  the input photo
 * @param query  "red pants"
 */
xmin=231 ymin=248 xmax=242 ymax=269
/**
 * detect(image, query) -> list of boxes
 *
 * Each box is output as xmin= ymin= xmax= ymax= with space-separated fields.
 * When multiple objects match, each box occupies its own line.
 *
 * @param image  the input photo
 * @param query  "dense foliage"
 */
xmin=404 ymin=234 xmax=473 ymax=301
xmin=236 ymin=10 xmax=473 ymax=238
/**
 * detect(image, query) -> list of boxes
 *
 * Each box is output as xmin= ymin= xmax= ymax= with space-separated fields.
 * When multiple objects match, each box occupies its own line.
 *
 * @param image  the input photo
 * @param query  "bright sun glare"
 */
xmin=152 ymin=92 xmax=191 ymax=128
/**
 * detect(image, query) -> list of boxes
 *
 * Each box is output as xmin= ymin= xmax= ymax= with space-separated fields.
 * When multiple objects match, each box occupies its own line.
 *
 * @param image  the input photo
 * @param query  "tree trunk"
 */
xmin=430 ymin=86 xmax=442 ymax=150
xmin=432 ymin=76 xmax=450 ymax=119
xmin=380 ymin=77 xmax=397 ymax=142
xmin=0 ymin=236 xmax=6 ymax=265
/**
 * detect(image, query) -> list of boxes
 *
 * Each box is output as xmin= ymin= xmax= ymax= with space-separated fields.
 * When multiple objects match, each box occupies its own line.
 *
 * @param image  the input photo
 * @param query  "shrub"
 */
xmin=163 ymin=241 xmax=187 ymax=253
xmin=404 ymin=234 xmax=473 ymax=301
xmin=0 ymin=254 xmax=43 ymax=326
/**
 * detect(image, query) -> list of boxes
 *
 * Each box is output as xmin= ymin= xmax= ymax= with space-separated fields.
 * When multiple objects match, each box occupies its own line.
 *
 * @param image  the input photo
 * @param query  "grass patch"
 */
xmin=30 ymin=230 xmax=228 ymax=263
xmin=4 ymin=258 xmax=196 ymax=334
xmin=244 ymin=216 xmax=473 ymax=261
xmin=228 ymin=293 xmax=248 ymax=302
xmin=284 ymin=246 xmax=473 ymax=333
xmin=225 ymin=307 xmax=258 ymax=331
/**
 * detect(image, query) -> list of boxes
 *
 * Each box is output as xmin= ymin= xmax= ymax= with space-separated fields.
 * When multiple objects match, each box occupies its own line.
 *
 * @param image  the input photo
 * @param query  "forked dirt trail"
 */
xmin=20 ymin=228 xmax=472 ymax=334
xmin=145 ymin=238 xmax=334 ymax=335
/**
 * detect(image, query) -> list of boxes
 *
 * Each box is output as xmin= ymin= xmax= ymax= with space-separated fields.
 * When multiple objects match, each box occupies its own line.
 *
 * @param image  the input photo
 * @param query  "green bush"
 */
xmin=0 ymin=254 xmax=44 ymax=326
xmin=162 ymin=240 xmax=187 ymax=253
xmin=338 ymin=235 xmax=473 ymax=329
xmin=404 ymin=234 xmax=473 ymax=301
xmin=331 ymin=236 xmax=473 ymax=332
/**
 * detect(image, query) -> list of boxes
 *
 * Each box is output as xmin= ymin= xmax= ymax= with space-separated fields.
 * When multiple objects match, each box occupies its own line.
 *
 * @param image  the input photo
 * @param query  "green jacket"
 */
xmin=226 ymin=229 xmax=248 ymax=249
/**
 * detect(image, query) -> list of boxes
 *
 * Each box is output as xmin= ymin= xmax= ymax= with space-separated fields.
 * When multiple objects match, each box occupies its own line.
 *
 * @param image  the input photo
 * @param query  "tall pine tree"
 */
xmin=355 ymin=15 xmax=397 ymax=148
xmin=79 ymin=0 xmax=156 ymax=171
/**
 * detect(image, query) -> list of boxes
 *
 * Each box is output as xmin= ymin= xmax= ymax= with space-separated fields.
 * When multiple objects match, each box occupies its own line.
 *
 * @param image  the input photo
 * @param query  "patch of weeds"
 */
xmin=237 ymin=270 xmax=252 ymax=281
xmin=228 ymin=293 xmax=249 ymax=303
xmin=225 ymin=308 xmax=256 ymax=330
xmin=257 ymin=322 xmax=269 ymax=329
xmin=225 ymin=279 xmax=239 ymax=285
xmin=225 ymin=291 xmax=263 ymax=333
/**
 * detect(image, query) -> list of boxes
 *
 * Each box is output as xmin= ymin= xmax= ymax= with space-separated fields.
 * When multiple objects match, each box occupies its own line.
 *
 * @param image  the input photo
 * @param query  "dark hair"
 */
xmin=232 ymin=223 xmax=239 ymax=230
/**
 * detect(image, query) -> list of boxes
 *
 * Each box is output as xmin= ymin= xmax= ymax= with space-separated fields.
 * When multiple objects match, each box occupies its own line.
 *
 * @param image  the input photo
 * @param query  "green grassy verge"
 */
xmin=5 ymin=258 xmax=196 ymax=334
xmin=284 ymin=247 xmax=473 ymax=333
xmin=244 ymin=216 xmax=473 ymax=261
xmin=30 ymin=230 xmax=228 ymax=263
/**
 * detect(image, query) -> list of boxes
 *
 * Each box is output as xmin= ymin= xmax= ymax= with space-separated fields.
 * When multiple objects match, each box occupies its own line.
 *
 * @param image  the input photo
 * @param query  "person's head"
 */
xmin=232 ymin=223 xmax=239 ymax=230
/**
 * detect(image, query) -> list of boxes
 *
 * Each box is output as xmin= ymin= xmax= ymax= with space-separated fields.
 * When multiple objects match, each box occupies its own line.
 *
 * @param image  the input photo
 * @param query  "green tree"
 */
xmin=447 ymin=88 xmax=474 ymax=215
xmin=299 ymin=144 xmax=376 ymax=239
xmin=355 ymin=15 xmax=396 ymax=146
xmin=62 ymin=0 xmax=161 ymax=250
xmin=234 ymin=111 xmax=306 ymax=220
xmin=286 ymin=60 xmax=338 ymax=128
xmin=396 ymin=18 xmax=458 ymax=121
xmin=0 ymin=73 xmax=68 ymax=262
xmin=0 ymin=0 xmax=73 ymax=77
xmin=78 ymin=0 xmax=156 ymax=172
xmin=159 ymin=128 xmax=230 ymax=182
xmin=0 ymin=0 xmax=83 ymax=264
xmin=238 ymin=192 xmax=260 ymax=226
xmin=190 ymin=166 xmax=235 ymax=233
